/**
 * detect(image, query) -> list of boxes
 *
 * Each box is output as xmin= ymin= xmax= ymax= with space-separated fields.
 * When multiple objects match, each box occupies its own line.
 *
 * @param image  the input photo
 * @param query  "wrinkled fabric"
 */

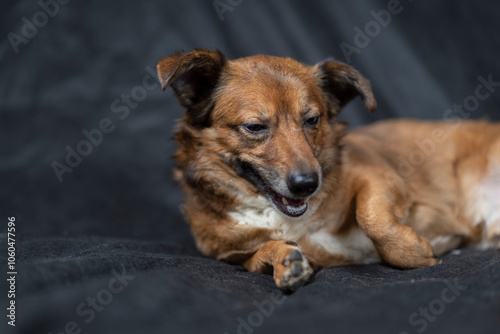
xmin=1 ymin=1 xmax=499 ymax=333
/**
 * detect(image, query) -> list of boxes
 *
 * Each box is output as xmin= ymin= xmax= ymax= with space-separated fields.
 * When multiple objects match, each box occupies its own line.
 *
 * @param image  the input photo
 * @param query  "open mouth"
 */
xmin=265 ymin=186 xmax=308 ymax=217
xmin=235 ymin=159 xmax=309 ymax=217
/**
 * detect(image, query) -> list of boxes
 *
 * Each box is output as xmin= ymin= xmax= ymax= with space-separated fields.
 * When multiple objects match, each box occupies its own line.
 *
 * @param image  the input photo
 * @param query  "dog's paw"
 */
xmin=274 ymin=245 xmax=313 ymax=291
xmin=378 ymin=232 xmax=440 ymax=269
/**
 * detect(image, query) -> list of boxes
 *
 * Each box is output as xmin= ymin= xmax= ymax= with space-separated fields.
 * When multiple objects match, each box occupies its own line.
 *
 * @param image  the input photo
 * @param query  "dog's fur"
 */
xmin=157 ymin=49 xmax=500 ymax=290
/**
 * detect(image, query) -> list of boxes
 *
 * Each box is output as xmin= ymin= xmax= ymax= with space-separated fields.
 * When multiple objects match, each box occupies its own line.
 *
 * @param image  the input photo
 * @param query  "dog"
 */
xmin=156 ymin=49 xmax=500 ymax=290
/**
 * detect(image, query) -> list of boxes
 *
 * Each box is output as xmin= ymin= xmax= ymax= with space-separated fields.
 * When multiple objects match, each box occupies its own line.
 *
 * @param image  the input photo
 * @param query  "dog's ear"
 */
xmin=314 ymin=60 xmax=376 ymax=116
xmin=156 ymin=49 xmax=227 ymax=127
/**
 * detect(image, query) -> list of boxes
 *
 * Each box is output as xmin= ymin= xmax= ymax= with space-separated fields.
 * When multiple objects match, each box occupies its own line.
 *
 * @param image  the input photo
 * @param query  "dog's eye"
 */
xmin=243 ymin=124 xmax=268 ymax=134
xmin=304 ymin=116 xmax=320 ymax=127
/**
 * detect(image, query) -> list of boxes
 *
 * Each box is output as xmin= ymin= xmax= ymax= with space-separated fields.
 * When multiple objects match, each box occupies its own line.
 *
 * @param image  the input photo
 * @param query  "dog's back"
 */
xmin=344 ymin=119 xmax=500 ymax=251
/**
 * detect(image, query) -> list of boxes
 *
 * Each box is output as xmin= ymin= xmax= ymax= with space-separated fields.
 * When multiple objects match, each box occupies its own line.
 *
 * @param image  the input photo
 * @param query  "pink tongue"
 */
xmin=285 ymin=197 xmax=304 ymax=206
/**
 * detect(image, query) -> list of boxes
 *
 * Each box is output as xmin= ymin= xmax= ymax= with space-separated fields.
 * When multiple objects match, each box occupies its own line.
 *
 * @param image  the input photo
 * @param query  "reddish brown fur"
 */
xmin=157 ymin=49 xmax=500 ymax=290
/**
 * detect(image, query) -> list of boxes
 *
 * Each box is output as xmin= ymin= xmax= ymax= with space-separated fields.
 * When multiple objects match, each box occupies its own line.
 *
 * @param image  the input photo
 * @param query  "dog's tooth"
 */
xmin=282 ymin=197 xmax=289 ymax=205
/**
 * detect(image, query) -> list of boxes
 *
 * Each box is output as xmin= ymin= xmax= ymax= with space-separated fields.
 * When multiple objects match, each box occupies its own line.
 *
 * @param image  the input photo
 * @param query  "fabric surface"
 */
xmin=11 ymin=239 xmax=500 ymax=334
xmin=1 ymin=1 xmax=500 ymax=333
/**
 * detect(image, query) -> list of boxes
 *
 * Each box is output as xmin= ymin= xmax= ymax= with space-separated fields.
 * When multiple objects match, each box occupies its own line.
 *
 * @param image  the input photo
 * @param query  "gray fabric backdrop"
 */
xmin=1 ymin=1 xmax=500 ymax=333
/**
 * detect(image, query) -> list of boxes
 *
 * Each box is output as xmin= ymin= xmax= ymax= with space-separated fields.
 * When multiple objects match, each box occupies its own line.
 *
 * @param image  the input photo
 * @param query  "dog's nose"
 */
xmin=287 ymin=172 xmax=319 ymax=197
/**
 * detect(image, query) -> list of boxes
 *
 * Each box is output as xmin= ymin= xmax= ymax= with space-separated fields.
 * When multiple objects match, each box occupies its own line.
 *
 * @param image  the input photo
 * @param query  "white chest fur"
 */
xmin=228 ymin=195 xmax=322 ymax=240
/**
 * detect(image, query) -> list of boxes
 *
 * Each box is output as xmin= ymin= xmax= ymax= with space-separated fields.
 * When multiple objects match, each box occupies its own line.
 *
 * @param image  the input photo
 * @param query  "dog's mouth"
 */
xmin=236 ymin=159 xmax=309 ymax=217
xmin=264 ymin=185 xmax=308 ymax=217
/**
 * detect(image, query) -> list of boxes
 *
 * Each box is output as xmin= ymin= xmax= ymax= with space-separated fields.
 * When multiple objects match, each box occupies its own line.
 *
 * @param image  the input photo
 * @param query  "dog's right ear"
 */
xmin=156 ymin=49 xmax=227 ymax=127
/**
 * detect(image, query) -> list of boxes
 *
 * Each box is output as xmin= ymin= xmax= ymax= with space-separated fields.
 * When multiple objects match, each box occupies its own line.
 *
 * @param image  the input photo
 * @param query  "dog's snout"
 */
xmin=287 ymin=171 xmax=319 ymax=197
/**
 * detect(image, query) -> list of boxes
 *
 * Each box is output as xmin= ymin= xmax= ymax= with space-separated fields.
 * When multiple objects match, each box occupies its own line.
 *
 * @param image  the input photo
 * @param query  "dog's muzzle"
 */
xmin=235 ymin=159 xmax=319 ymax=217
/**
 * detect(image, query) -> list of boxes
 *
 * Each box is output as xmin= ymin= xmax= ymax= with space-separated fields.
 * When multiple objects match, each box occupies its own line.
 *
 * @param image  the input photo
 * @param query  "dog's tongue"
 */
xmin=284 ymin=197 xmax=304 ymax=207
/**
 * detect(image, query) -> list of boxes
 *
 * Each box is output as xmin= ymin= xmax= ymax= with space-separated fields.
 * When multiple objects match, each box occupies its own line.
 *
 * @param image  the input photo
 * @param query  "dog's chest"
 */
xmin=228 ymin=195 xmax=324 ymax=240
xmin=228 ymin=194 xmax=379 ymax=263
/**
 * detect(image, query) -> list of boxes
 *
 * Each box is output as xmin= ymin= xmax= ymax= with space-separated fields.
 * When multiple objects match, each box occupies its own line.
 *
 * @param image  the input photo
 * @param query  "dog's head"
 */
xmin=157 ymin=49 xmax=375 ymax=217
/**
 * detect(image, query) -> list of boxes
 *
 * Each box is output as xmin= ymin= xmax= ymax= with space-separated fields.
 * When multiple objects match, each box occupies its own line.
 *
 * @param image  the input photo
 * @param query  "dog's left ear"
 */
xmin=314 ymin=60 xmax=376 ymax=115
xmin=156 ymin=49 xmax=227 ymax=127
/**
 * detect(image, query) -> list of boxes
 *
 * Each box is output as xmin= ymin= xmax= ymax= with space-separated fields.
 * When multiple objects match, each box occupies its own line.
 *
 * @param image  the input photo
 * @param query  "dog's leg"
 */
xmin=356 ymin=188 xmax=440 ymax=268
xmin=242 ymin=240 xmax=314 ymax=291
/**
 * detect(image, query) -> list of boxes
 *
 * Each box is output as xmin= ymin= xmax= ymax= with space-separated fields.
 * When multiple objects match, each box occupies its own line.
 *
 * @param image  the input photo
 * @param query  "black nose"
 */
xmin=287 ymin=172 xmax=319 ymax=197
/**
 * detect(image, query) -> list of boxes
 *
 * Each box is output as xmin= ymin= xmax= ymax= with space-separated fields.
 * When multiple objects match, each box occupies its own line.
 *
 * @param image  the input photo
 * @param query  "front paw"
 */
xmin=274 ymin=245 xmax=313 ymax=291
xmin=377 ymin=230 xmax=440 ymax=269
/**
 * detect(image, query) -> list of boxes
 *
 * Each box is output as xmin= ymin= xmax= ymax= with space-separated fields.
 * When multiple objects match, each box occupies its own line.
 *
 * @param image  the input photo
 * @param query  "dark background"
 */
xmin=1 ymin=1 xmax=499 ymax=334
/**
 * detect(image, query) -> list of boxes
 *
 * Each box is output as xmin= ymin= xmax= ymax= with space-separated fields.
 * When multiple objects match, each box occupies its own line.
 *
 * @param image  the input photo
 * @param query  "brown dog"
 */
xmin=156 ymin=49 xmax=500 ymax=290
